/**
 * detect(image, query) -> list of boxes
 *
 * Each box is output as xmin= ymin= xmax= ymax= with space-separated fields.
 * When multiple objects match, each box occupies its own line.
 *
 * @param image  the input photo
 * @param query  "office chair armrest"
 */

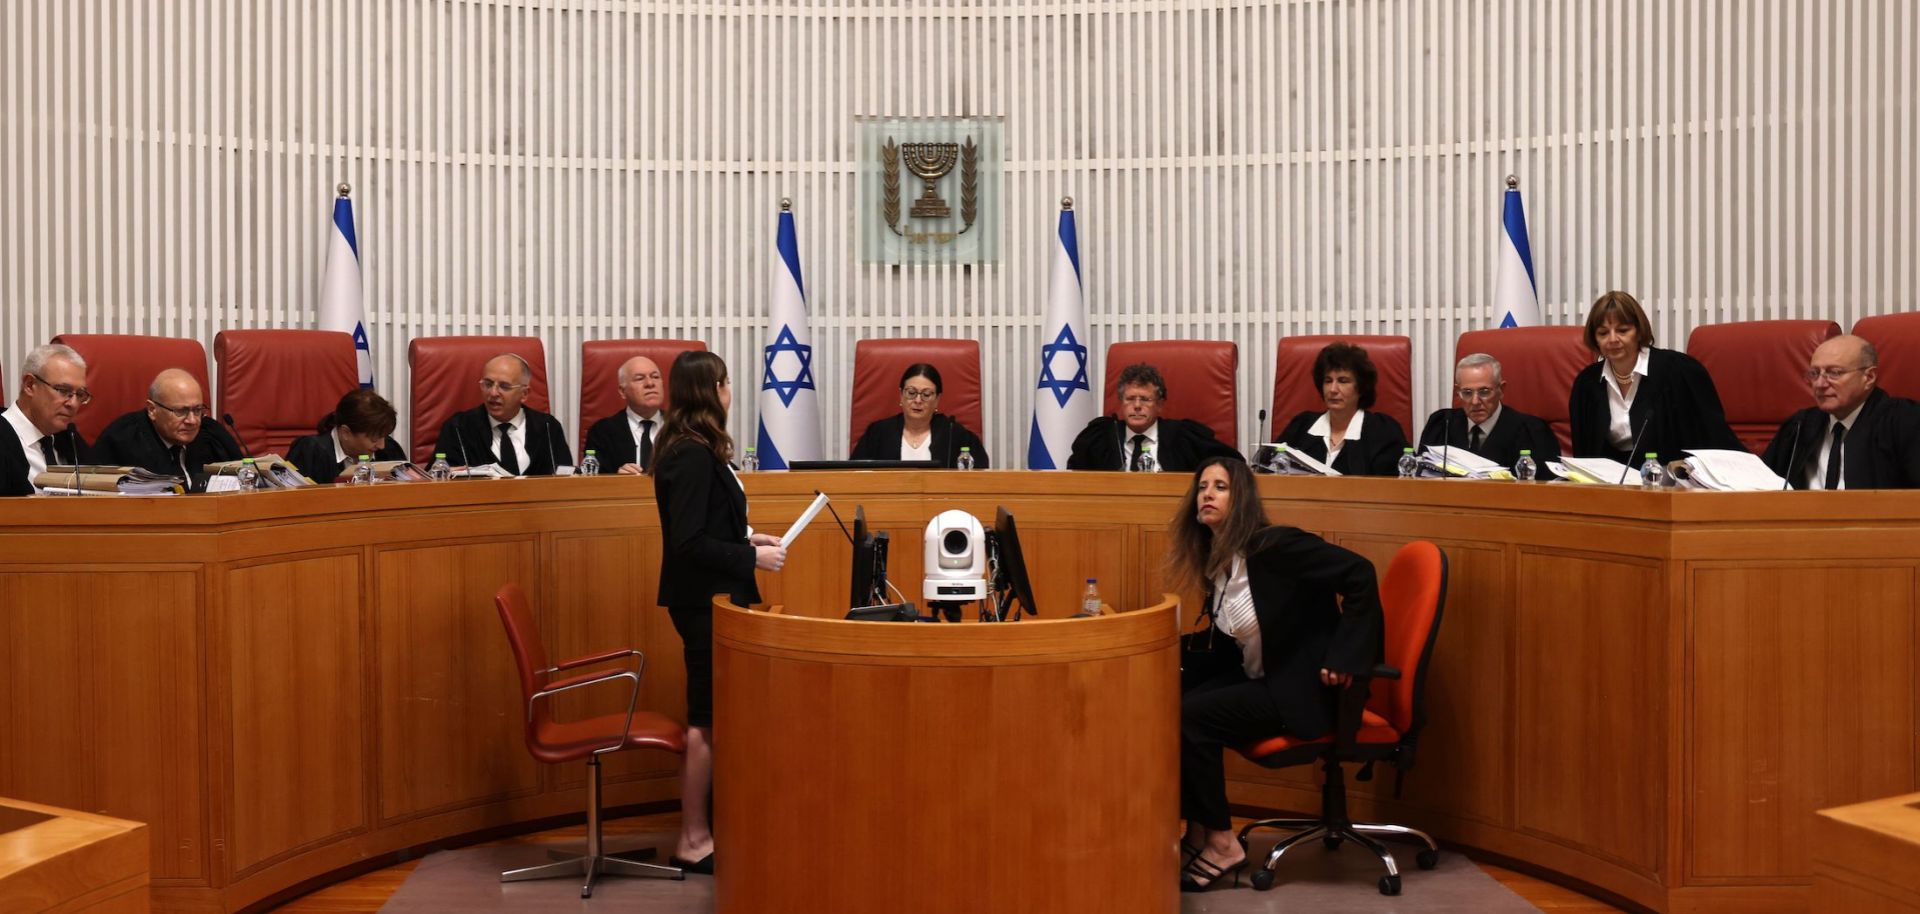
xmin=530 ymin=654 xmax=652 ymax=756
xmin=1370 ymin=663 xmax=1401 ymax=681
xmin=545 ymin=647 xmax=640 ymax=674
xmin=537 ymin=667 xmax=639 ymax=697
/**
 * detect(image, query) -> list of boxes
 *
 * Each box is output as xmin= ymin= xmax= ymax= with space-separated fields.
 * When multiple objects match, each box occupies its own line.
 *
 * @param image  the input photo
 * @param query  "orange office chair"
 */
xmin=213 ymin=329 xmax=360 ymax=455
xmin=1852 ymin=312 xmax=1920 ymax=402
xmin=408 ymin=336 xmax=551 ymax=464
xmin=578 ymin=339 xmax=707 ymax=454
xmin=51 ymin=333 xmax=211 ymax=442
xmin=1104 ymin=340 xmax=1239 ymax=445
xmin=1687 ymin=319 xmax=1840 ymax=454
xmin=494 ymin=583 xmax=687 ymax=897
xmin=1269 ymin=335 xmax=1413 ymax=444
xmin=1453 ymin=326 xmax=1590 ymax=454
xmin=1235 ymin=540 xmax=1448 ymax=896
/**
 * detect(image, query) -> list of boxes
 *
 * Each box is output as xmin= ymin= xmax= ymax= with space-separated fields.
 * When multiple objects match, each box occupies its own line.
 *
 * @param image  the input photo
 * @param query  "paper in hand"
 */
xmin=780 ymin=492 xmax=831 ymax=547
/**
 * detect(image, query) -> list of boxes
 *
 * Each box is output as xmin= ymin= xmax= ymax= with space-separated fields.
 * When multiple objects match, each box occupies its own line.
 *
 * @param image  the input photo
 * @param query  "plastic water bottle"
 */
xmin=1640 ymin=452 xmax=1664 ymax=489
xmin=236 ymin=458 xmax=259 ymax=491
xmin=579 ymin=449 xmax=600 ymax=476
xmin=1514 ymin=449 xmax=1537 ymax=482
xmin=1397 ymin=446 xmax=1419 ymax=478
xmin=351 ymin=454 xmax=375 ymax=486
xmin=956 ymin=446 xmax=975 ymax=471
xmin=428 ymin=453 xmax=452 ymax=482
xmin=739 ymin=447 xmax=758 ymax=472
xmin=1077 ymin=579 xmax=1102 ymax=618
xmin=1137 ymin=442 xmax=1158 ymax=473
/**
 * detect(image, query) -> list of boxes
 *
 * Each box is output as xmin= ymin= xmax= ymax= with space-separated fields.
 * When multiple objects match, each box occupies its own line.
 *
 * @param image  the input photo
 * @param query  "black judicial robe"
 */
xmin=1274 ymin=410 xmax=1410 ymax=477
xmin=849 ymin=413 xmax=991 ymax=468
xmin=1066 ymin=416 xmax=1243 ymax=472
xmin=90 ymin=410 xmax=242 ymax=493
xmin=434 ymin=406 xmax=573 ymax=476
xmin=1567 ymin=347 xmax=1742 ymax=461
xmin=1417 ymin=406 xmax=1562 ymax=477
xmin=284 ymin=431 xmax=407 ymax=483
xmin=0 ymin=408 xmax=90 ymax=497
xmin=583 ymin=411 xmax=662 ymax=472
xmin=1760 ymin=389 xmax=1920 ymax=490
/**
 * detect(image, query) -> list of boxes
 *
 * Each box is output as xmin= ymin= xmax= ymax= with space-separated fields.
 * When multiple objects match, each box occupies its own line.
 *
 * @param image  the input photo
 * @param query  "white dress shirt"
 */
xmin=900 ymin=434 xmax=933 ymax=461
xmin=330 ymin=427 xmax=353 ymax=465
xmin=1308 ymin=410 xmax=1367 ymax=467
xmin=4 ymin=406 xmax=54 ymax=493
xmin=1211 ymin=555 xmax=1263 ymax=678
xmin=1602 ymin=348 xmax=1652 ymax=451
xmin=1122 ymin=421 xmax=1161 ymax=471
xmin=491 ymin=409 xmax=531 ymax=474
xmin=1804 ymin=399 xmax=1868 ymax=491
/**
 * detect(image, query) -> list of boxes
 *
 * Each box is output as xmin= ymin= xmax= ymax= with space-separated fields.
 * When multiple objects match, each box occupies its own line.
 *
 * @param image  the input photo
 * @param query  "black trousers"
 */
xmin=667 ymin=605 xmax=715 ymax=729
xmin=1181 ymin=666 xmax=1287 ymax=831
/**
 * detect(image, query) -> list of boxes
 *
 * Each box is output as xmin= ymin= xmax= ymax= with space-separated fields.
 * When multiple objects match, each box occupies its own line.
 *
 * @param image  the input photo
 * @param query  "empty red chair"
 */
xmin=578 ymin=339 xmax=708 ymax=453
xmin=848 ymin=338 xmax=984 ymax=452
xmin=51 ymin=333 xmax=211 ymax=441
xmin=1269 ymin=335 xmax=1412 ymax=443
xmin=1103 ymin=340 xmax=1238 ymax=446
xmin=1452 ymin=326 xmax=1590 ymax=453
xmin=407 ymin=336 xmax=549 ymax=464
xmin=1853 ymin=312 xmax=1920 ymax=402
xmin=1687 ymin=320 xmax=1840 ymax=454
xmin=213 ymin=330 xmax=360 ymax=456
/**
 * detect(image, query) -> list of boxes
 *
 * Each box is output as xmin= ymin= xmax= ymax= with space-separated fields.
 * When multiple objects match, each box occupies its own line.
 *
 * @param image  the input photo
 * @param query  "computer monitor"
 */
xmin=848 ymin=506 xmax=892 ymax=609
xmin=991 ymin=506 xmax=1041 ymax=620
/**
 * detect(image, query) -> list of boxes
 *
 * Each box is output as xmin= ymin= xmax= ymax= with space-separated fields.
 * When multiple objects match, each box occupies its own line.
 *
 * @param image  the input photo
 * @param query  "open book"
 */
xmin=1418 ymin=446 xmax=1515 ymax=480
xmin=36 ymin=465 xmax=184 ymax=495
xmin=1254 ymin=444 xmax=1342 ymax=477
xmin=1674 ymin=449 xmax=1787 ymax=491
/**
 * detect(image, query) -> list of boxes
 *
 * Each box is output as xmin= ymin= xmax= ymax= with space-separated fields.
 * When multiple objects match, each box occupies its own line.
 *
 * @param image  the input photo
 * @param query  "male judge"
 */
xmin=1 ymin=344 xmax=93 ymax=496
xmin=1417 ymin=353 xmax=1562 ymax=475
xmin=583 ymin=355 xmax=664 ymax=475
xmin=91 ymin=368 xmax=243 ymax=492
xmin=434 ymin=353 xmax=573 ymax=476
xmin=1067 ymin=363 xmax=1242 ymax=471
xmin=1761 ymin=334 xmax=1920 ymax=490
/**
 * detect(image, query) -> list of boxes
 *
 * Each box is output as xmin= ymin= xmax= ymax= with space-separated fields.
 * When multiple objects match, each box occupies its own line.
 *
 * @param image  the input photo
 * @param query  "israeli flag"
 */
xmin=318 ymin=186 xmax=374 ymax=387
xmin=1492 ymin=177 xmax=1541 ymax=328
xmin=754 ymin=202 xmax=822 ymax=469
xmin=1027 ymin=201 xmax=1094 ymax=469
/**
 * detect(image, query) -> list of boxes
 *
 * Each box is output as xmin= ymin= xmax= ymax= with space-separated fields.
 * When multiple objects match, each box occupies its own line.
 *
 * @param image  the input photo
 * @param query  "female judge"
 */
xmin=849 ymin=363 xmax=989 ymax=467
xmin=284 ymin=389 xmax=406 ymax=482
xmin=649 ymin=350 xmax=785 ymax=875
xmin=1170 ymin=456 xmax=1382 ymax=892
xmin=1274 ymin=341 xmax=1409 ymax=475
xmin=1567 ymin=291 xmax=1741 ymax=463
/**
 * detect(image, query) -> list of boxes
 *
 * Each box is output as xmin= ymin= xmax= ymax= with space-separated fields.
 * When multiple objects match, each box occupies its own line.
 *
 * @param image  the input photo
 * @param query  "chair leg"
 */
xmin=1352 ymin=821 xmax=1439 ymax=853
xmin=499 ymin=756 xmax=686 ymax=895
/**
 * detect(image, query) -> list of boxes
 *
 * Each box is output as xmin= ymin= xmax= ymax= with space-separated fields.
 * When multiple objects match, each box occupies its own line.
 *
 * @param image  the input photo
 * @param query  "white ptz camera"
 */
xmin=922 ymin=509 xmax=989 ymax=602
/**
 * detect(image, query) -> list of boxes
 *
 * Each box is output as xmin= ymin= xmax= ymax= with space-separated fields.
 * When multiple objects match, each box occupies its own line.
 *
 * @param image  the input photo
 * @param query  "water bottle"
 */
xmin=955 ymin=446 xmax=975 ymax=471
xmin=1514 ymin=449 xmax=1537 ymax=482
xmin=1137 ymin=442 xmax=1158 ymax=473
xmin=428 ymin=452 xmax=452 ymax=482
xmin=1639 ymin=452 xmax=1664 ymax=489
xmin=579 ymin=449 xmax=600 ymax=476
xmin=1077 ymin=578 xmax=1102 ymax=618
xmin=235 ymin=458 xmax=259 ymax=492
xmin=739 ymin=447 xmax=758 ymax=472
xmin=351 ymin=454 xmax=375 ymax=486
xmin=1397 ymin=446 xmax=1419 ymax=478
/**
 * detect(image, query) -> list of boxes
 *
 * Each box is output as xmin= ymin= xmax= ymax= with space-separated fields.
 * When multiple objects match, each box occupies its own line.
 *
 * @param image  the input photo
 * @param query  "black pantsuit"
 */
xmin=653 ymin=439 xmax=759 ymax=729
xmin=1181 ymin=667 xmax=1287 ymax=830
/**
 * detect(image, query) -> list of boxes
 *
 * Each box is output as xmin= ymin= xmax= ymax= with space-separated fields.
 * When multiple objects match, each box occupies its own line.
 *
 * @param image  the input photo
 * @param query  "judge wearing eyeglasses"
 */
xmin=1 ymin=343 xmax=94 ymax=496
xmin=433 ymin=353 xmax=573 ymax=476
xmin=1417 ymin=353 xmax=1562 ymax=476
xmin=849 ymin=363 xmax=990 ymax=468
xmin=1761 ymin=334 xmax=1920 ymax=489
xmin=91 ymin=368 xmax=243 ymax=492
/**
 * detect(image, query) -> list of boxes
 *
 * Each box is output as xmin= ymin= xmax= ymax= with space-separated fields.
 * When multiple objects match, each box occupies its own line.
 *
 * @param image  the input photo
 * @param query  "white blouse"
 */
xmin=1210 ymin=555 xmax=1264 ymax=679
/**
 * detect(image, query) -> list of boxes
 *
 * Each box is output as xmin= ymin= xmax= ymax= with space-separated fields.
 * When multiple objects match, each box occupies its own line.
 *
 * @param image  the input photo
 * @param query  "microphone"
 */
xmin=222 ymin=413 xmax=254 ymax=460
xmin=1440 ymin=406 xmax=1453 ymax=481
xmin=941 ymin=413 xmax=955 ymax=468
xmin=1255 ymin=408 xmax=1268 ymax=470
xmin=1616 ymin=407 xmax=1658 ymax=485
xmin=1778 ymin=414 xmax=1806 ymax=491
xmin=454 ymin=423 xmax=471 ymax=468
xmin=542 ymin=413 xmax=556 ymax=476
xmin=67 ymin=427 xmax=83 ymax=497
xmin=1113 ymin=413 xmax=1125 ymax=471
xmin=819 ymin=490 xmax=855 ymax=543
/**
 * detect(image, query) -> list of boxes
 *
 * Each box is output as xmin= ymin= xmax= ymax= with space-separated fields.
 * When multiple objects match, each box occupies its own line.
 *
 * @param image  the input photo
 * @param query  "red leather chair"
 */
xmin=1453 ymin=326 xmax=1590 ymax=453
xmin=1268 ymin=336 xmax=1412 ymax=444
xmin=848 ymin=338 xmax=984 ymax=452
xmin=1236 ymin=541 xmax=1447 ymax=897
xmin=1687 ymin=320 xmax=1840 ymax=454
xmin=213 ymin=330 xmax=360 ymax=456
xmin=1103 ymin=340 xmax=1238 ymax=446
xmin=578 ymin=339 xmax=708 ymax=453
xmin=1853 ymin=312 xmax=1920 ymax=402
xmin=51 ymin=333 xmax=211 ymax=442
xmin=408 ymin=336 xmax=550 ymax=464
xmin=494 ymin=583 xmax=686 ymax=897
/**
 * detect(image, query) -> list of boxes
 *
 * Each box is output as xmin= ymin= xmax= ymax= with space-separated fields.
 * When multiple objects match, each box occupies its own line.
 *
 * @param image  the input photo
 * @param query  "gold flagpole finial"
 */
xmin=780 ymin=197 xmax=792 ymax=212
xmin=1504 ymin=175 xmax=1519 ymax=190
xmin=337 ymin=183 xmax=352 ymax=197
xmin=1061 ymin=196 xmax=1074 ymax=211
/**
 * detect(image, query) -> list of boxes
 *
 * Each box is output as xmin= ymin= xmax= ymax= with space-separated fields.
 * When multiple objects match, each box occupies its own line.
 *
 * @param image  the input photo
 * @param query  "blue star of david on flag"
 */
xmin=761 ymin=324 xmax=816 ymax=407
xmin=1037 ymin=325 xmax=1089 ymax=408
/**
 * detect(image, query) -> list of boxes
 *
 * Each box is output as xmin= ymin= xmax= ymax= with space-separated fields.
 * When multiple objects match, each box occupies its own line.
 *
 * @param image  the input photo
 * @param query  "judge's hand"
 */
xmin=755 ymin=544 xmax=787 ymax=571
xmin=617 ymin=463 xmax=643 ymax=475
xmin=749 ymin=533 xmax=783 ymax=547
xmin=1319 ymin=668 xmax=1352 ymax=687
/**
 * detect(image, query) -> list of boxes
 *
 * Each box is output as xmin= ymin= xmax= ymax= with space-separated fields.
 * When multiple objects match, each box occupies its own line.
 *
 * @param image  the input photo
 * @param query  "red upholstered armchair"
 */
xmin=1452 ymin=326 xmax=1590 ymax=453
xmin=849 ymin=338 xmax=984 ymax=452
xmin=407 ymin=336 xmax=550 ymax=464
xmin=213 ymin=330 xmax=360 ymax=456
xmin=51 ymin=333 xmax=211 ymax=441
xmin=578 ymin=339 xmax=707 ymax=453
xmin=1853 ymin=312 xmax=1920 ymax=402
xmin=1269 ymin=335 xmax=1412 ymax=443
xmin=1687 ymin=319 xmax=1840 ymax=454
xmin=1104 ymin=340 xmax=1238 ymax=446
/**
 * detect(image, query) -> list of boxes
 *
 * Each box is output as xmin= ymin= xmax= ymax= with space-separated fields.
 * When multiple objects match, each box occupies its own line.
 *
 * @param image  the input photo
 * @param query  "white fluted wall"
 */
xmin=3 ymin=0 xmax=1914 ymax=461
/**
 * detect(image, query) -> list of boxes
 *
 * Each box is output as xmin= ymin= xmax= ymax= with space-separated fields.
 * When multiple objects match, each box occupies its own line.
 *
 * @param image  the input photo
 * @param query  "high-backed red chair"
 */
xmin=213 ymin=330 xmax=360 ymax=456
xmin=1687 ymin=320 xmax=1840 ymax=454
xmin=577 ymin=339 xmax=707 ymax=453
xmin=408 ymin=336 xmax=549 ymax=464
xmin=1453 ymin=326 xmax=1590 ymax=453
xmin=1269 ymin=335 xmax=1412 ymax=444
xmin=51 ymin=333 xmax=211 ymax=442
xmin=1103 ymin=340 xmax=1238 ymax=446
xmin=1236 ymin=541 xmax=1447 ymax=897
xmin=848 ymin=338 xmax=984 ymax=452
xmin=1853 ymin=312 xmax=1920 ymax=402
xmin=494 ymin=583 xmax=686 ymax=897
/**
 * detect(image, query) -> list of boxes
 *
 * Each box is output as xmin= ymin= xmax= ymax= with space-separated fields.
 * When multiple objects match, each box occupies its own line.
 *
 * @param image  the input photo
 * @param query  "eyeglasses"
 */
xmin=32 ymin=374 xmax=92 ymax=405
xmin=478 ymin=379 xmax=527 ymax=393
xmin=1121 ymin=395 xmax=1160 ymax=407
xmin=1804 ymin=366 xmax=1867 ymax=383
xmin=901 ymin=389 xmax=938 ymax=402
xmin=1456 ymin=387 xmax=1499 ymax=401
xmin=149 ymin=400 xmax=210 ymax=420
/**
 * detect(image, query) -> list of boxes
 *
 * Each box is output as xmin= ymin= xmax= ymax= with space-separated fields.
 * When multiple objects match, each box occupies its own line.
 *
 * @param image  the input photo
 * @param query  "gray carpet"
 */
xmin=378 ymin=830 xmax=1542 ymax=913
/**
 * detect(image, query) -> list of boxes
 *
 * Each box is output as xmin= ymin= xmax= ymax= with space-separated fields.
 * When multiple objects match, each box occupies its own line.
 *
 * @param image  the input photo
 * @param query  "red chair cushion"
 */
xmin=849 ymin=339 xmax=984 ymax=452
xmin=1269 ymin=335 xmax=1411 ymax=443
xmin=528 ymin=710 xmax=689 ymax=765
xmin=578 ymin=339 xmax=708 ymax=452
xmin=408 ymin=336 xmax=549 ymax=464
xmin=214 ymin=330 xmax=360 ymax=456
xmin=1687 ymin=320 xmax=1840 ymax=454
xmin=1453 ymin=326 xmax=1589 ymax=453
xmin=1104 ymin=340 xmax=1239 ymax=446
xmin=1853 ymin=313 xmax=1920 ymax=402
xmin=1237 ymin=710 xmax=1398 ymax=761
xmin=51 ymin=334 xmax=211 ymax=442
xmin=1377 ymin=541 xmax=1446 ymax=734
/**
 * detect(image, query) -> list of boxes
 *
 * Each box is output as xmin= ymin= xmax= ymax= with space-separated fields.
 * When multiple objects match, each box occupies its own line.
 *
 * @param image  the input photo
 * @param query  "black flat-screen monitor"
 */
xmin=789 ymin=459 xmax=941 ymax=471
xmin=992 ymin=506 xmax=1041 ymax=620
xmin=848 ymin=506 xmax=892 ymax=609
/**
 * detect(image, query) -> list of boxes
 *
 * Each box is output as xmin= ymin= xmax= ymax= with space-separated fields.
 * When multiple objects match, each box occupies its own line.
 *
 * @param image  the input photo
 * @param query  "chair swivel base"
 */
xmin=502 ymin=846 xmax=683 ymax=898
xmin=1237 ymin=815 xmax=1439 ymax=895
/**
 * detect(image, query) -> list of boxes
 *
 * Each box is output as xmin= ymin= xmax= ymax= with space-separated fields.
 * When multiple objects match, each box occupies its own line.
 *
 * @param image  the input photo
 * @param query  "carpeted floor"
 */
xmin=378 ymin=829 xmax=1541 ymax=913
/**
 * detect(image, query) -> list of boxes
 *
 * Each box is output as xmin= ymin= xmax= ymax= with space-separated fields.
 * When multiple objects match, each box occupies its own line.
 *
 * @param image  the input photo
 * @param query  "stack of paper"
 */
xmin=1550 ymin=456 xmax=1637 ymax=486
xmin=1255 ymin=444 xmax=1341 ymax=477
xmin=36 ymin=465 xmax=184 ymax=495
xmin=452 ymin=463 xmax=515 ymax=479
xmin=1676 ymin=449 xmax=1787 ymax=491
xmin=208 ymin=455 xmax=314 ymax=488
xmin=1418 ymin=446 xmax=1515 ymax=480
xmin=370 ymin=460 xmax=433 ymax=482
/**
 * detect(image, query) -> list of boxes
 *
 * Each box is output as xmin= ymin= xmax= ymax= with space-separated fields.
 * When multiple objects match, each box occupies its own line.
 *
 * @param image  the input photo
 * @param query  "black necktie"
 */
xmin=1824 ymin=421 xmax=1847 ymax=490
xmin=1129 ymin=434 xmax=1147 ymax=471
xmin=639 ymin=418 xmax=655 ymax=471
xmin=169 ymin=444 xmax=189 ymax=480
xmin=497 ymin=422 xmax=521 ymax=475
xmin=1468 ymin=425 xmax=1484 ymax=454
xmin=39 ymin=436 xmax=57 ymax=464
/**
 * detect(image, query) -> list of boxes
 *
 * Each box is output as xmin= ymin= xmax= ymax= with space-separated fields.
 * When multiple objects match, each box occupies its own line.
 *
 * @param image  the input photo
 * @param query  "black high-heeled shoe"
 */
xmin=1179 ymin=853 xmax=1247 ymax=893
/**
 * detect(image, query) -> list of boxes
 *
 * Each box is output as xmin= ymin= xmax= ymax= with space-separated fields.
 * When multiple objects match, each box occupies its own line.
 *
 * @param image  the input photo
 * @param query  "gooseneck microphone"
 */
xmin=1616 ymin=407 xmax=1658 ymax=485
xmin=542 ymin=412 xmax=556 ymax=476
xmin=941 ymin=413 xmax=955 ymax=468
xmin=454 ymin=423 xmax=472 ymax=468
xmin=1440 ymin=407 xmax=1454 ymax=480
xmin=1778 ymin=415 xmax=1806 ymax=491
xmin=222 ymin=413 xmax=254 ymax=460
xmin=67 ymin=427 xmax=84 ymax=496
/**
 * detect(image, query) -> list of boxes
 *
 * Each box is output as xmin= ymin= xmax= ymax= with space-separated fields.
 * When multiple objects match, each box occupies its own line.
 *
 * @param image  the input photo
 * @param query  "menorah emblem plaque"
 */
xmin=900 ymin=142 xmax=960 ymax=218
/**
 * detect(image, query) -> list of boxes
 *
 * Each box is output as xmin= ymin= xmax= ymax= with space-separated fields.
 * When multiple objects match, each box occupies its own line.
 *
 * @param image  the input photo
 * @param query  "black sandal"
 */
xmin=1179 ymin=852 xmax=1247 ymax=893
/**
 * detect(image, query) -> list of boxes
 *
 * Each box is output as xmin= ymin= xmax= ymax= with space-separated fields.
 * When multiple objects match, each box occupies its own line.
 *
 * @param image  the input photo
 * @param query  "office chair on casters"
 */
xmin=494 ymin=583 xmax=689 ymax=898
xmin=1235 ymin=540 xmax=1448 ymax=896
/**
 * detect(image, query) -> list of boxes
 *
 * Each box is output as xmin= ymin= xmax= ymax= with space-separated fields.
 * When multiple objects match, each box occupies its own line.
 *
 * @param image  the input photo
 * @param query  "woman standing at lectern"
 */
xmin=1168 ymin=456 xmax=1382 ymax=892
xmin=1567 ymin=290 xmax=1741 ymax=463
xmin=650 ymin=350 xmax=785 ymax=875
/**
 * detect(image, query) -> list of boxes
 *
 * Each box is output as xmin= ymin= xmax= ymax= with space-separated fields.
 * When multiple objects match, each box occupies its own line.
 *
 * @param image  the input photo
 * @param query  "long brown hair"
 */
xmin=1165 ymin=456 xmax=1270 ymax=596
xmin=650 ymin=350 xmax=733 ymax=471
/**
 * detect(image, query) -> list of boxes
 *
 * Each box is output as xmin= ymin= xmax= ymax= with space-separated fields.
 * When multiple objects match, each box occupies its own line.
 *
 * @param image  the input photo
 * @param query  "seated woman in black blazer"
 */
xmin=848 ymin=363 xmax=989 ymax=467
xmin=1170 ymin=456 xmax=1382 ymax=892
xmin=649 ymin=350 xmax=786 ymax=874
xmin=1274 ymin=341 xmax=1410 ymax=475
xmin=284 ymin=389 xmax=406 ymax=482
xmin=1567 ymin=290 xmax=1741 ymax=463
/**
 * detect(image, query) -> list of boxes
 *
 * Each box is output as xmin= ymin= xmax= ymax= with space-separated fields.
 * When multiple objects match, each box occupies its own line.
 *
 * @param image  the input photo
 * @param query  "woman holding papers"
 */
xmin=849 ymin=363 xmax=990 ymax=467
xmin=650 ymin=350 xmax=785 ymax=875
xmin=285 ymin=389 xmax=406 ymax=482
xmin=1168 ymin=456 xmax=1382 ymax=891
xmin=1568 ymin=291 xmax=1741 ymax=463
xmin=1274 ymin=341 xmax=1409 ymax=475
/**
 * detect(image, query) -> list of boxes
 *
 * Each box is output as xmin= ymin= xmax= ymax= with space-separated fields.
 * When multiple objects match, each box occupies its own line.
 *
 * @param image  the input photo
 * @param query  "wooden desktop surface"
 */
xmin=0 ymin=795 xmax=148 ymax=914
xmin=0 ymin=472 xmax=1913 ymax=912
